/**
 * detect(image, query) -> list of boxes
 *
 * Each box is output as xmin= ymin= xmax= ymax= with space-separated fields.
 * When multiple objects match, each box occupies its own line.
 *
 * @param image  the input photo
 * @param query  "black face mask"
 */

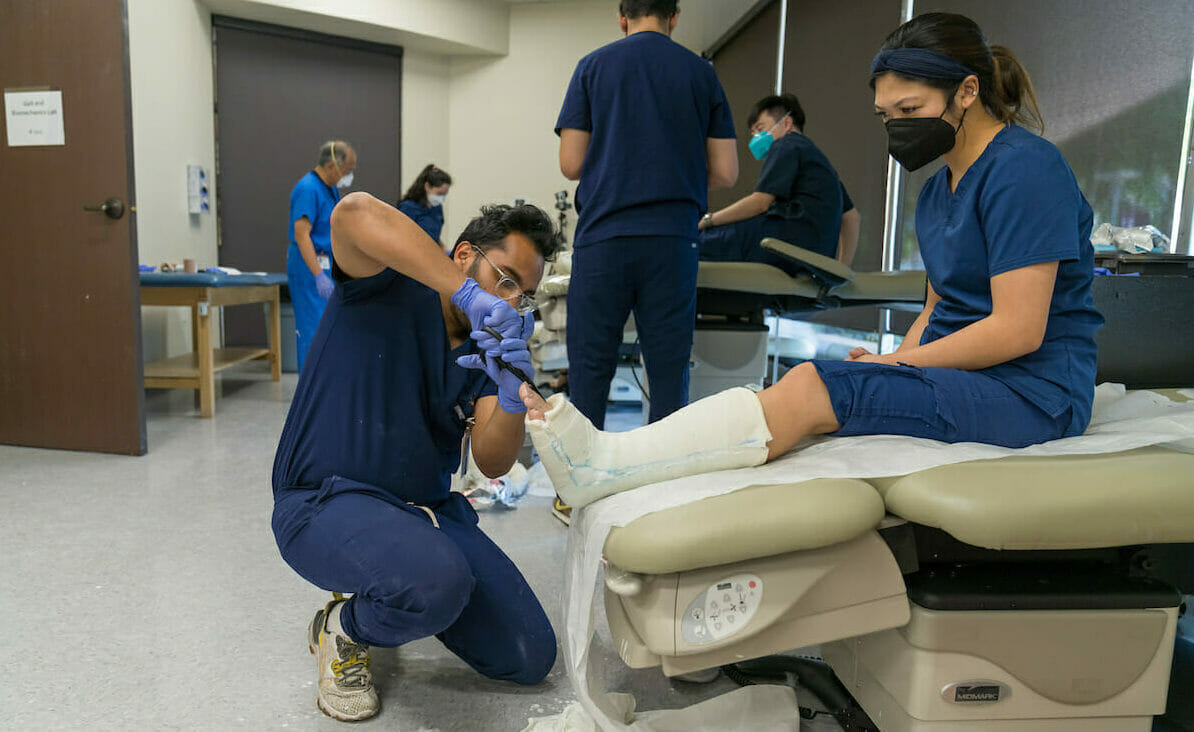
xmin=884 ymin=107 xmax=966 ymax=172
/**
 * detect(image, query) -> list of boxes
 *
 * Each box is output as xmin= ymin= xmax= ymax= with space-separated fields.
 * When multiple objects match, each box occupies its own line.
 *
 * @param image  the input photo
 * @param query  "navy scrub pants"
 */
xmin=698 ymin=215 xmax=814 ymax=278
xmin=272 ymin=476 xmax=557 ymax=685
xmin=567 ymin=236 xmax=699 ymax=428
xmin=812 ymin=360 xmax=1073 ymax=447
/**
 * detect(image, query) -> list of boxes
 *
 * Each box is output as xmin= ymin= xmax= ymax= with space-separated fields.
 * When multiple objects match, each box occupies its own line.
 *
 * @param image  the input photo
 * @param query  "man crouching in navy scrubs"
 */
xmin=271 ymin=193 xmax=560 ymax=721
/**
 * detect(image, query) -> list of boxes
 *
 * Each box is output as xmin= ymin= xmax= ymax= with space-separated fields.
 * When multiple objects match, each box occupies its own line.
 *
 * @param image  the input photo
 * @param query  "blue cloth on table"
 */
xmin=139 ymin=271 xmax=287 ymax=287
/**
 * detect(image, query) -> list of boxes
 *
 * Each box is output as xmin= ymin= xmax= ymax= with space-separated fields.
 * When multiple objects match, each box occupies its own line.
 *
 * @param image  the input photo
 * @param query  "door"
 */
xmin=0 ymin=0 xmax=145 ymax=455
xmin=212 ymin=17 xmax=402 ymax=347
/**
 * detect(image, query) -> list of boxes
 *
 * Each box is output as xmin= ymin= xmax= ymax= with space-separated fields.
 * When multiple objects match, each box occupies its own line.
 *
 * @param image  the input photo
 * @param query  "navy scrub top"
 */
xmin=397 ymin=199 xmax=445 ymax=244
xmin=272 ymin=265 xmax=497 ymax=504
xmin=755 ymin=132 xmax=843 ymax=258
xmin=289 ymin=171 xmax=340 ymax=255
xmin=556 ymin=30 xmax=736 ymax=247
xmin=916 ymin=123 xmax=1104 ymax=435
xmin=840 ymin=183 xmax=854 ymax=213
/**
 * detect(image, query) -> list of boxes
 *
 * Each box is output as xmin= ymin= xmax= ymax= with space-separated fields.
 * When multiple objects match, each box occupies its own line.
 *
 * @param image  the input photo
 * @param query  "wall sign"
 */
xmin=4 ymin=89 xmax=65 ymax=147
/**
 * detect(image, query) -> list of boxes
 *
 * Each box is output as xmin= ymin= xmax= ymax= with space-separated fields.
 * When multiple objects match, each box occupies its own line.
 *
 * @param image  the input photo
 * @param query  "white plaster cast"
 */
xmin=526 ymin=387 xmax=773 ymax=508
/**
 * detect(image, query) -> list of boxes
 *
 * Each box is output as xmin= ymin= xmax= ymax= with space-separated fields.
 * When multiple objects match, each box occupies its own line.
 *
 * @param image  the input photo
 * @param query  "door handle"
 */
xmin=83 ymin=197 xmax=125 ymax=220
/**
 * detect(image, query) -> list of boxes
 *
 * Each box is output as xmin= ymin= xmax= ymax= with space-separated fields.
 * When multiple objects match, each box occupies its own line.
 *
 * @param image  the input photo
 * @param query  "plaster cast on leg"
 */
xmin=526 ymin=387 xmax=772 ymax=509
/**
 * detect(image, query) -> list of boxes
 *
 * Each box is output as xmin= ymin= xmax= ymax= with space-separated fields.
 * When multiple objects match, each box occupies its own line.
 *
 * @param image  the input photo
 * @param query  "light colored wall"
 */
xmin=672 ymin=0 xmax=764 ymax=56
xmin=201 ymin=0 xmax=511 ymax=55
xmin=401 ymin=49 xmax=453 ymax=220
xmin=444 ymin=0 xmax=759 ymax=246
xmin=445 ymin=2 xmax=621 ymax=245
xmin=128 ymin=0 xmax=221 ymax=361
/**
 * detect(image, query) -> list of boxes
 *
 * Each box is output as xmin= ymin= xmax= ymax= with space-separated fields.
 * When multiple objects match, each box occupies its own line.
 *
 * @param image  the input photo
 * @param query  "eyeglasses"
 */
xmin=473 ymin=246 xmax=538 ymax=315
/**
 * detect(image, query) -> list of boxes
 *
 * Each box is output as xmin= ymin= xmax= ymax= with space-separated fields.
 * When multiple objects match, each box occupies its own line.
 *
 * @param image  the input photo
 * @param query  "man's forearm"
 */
xmin=887 ymin=313 xmax=1039 ymax=371
xmin=470 ymin=402 xmax=526 ymax=478
xmin=710 ymin=192 xmax=771 ymax=226
xmin=896 ymin=308 xmax=931 ymax=353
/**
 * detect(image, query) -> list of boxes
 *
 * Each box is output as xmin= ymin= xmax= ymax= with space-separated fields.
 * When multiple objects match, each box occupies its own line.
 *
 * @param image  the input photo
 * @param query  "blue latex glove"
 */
xmin=457 ymin=313 xmax=536 ymax=414
xmin=451 ymin=278 xmax=522 ymax=341
xmin=315 ymin=271 xmax=335 ymax=299
xmin=473 ymin=312 xmax=535 ymax=352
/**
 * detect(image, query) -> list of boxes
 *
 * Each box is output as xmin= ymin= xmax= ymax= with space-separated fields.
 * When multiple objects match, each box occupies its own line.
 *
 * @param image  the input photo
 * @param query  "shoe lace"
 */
xmin=331 ymin=636 xmax=372 ymax=689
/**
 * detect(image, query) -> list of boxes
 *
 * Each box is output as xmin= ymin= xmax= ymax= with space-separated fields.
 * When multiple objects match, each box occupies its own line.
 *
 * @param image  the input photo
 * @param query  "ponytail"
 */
xmin=399 ymin=164 xmax=453 ymax=206
xmin=989 ymin=45 xmax=1043 ymax=132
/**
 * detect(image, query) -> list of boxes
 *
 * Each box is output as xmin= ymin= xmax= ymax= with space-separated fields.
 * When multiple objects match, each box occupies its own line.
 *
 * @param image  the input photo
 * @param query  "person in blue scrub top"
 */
xmin=519 ymin=12 xmax=1104 ymax=495
xmin=287 ymin=140 xmax=356 ymax=370
xmin=556 ymin=0 xmax=739 ymax=435
xmin=698 ymin=93 xmax=846 ymax=275
xmin=396 ymin=163 xmax=452 ymax=247
xmin=272 ymin=196 xmax=560 ymax=721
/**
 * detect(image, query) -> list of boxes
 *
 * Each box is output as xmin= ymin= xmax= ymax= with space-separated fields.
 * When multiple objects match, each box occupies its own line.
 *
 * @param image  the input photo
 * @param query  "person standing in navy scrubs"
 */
xmin=287 ymin=140 xmax=356 ymax=370
xmin=396 ymin=163 xmax=452 ymax=247
xmin=272 ymin=196 xmax=560 ymax=721
xmin=555 ymin=0 xmax=739 ymax=436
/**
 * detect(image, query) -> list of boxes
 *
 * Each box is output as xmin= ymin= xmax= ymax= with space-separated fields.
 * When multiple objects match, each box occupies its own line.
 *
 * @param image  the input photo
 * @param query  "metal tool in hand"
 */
xmin=481 ymin=326 xmax=544 ymax=400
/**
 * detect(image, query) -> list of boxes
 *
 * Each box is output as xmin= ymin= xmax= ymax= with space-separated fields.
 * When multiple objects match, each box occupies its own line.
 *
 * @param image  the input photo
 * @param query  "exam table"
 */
xmin=601 ymin=437 xmax=1194 ymax=730
xmin=593 ymin=247 xmax=1194 ymax=730
xmin=694 ymin=237 xmax=926 ymax=320
xmin=140 ymin=271 xmax=287 ymax=416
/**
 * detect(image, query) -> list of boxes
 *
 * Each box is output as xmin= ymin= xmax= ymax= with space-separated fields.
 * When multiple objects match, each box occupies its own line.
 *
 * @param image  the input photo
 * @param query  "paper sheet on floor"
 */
xmin=521 ymin=384 xmax=1194 ymax=731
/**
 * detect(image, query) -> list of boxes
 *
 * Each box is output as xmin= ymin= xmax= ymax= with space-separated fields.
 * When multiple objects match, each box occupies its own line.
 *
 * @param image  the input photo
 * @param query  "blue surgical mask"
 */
xmin=747 ymin=114 xmax=790 ymax=161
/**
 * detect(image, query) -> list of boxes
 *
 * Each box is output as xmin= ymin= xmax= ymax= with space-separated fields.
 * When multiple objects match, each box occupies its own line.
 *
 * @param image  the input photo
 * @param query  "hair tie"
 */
xmin=871 ymin=48 xmax=975 ymax=81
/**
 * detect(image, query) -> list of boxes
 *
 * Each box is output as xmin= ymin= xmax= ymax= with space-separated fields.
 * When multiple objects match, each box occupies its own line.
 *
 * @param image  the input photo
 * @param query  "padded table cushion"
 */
xmin=833 ymin=271 xmax=925 ymax=302
xmin=760 ymin=237 xmax=854 ymax=284
xmin=603 ymin=478 xmax=885 ymax=574
xmin=695 ymin=261 xmax=924 ymax=303
xmin=868 ymin=446 xmax=1194 ymax=550
xmin=697 ymin=261 xmax=821 ymax=298
xmin=140 ymin=272 xmax=288 ymax=286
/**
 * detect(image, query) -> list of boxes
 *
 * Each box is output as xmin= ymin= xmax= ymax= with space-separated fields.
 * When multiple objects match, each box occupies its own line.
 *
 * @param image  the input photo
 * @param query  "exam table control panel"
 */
xmin=681 ymin=573 xmax=762 ymax=643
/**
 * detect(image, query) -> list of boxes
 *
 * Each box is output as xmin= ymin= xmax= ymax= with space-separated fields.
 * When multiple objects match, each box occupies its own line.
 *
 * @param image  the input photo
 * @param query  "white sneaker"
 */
xmin=307 ymin=600 xmax=379 ymax=721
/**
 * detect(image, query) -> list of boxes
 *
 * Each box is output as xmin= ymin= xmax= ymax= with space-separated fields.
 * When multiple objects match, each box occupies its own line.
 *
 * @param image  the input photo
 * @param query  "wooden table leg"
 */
xmin=268 ymin=286 xmax=282 ymax=381
xmin=195 ymin=299 xmax=215 ymax=417
xmin=190 ymin=296 xmax=202 ymax=412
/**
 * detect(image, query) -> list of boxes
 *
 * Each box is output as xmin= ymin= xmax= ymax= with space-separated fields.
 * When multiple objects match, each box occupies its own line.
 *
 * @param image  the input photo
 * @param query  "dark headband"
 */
xmin=871 ymin=48 xmax=975 ymax=81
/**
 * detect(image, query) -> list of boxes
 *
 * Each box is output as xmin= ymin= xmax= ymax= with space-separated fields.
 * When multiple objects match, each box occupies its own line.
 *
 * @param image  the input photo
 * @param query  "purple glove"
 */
xmin=315 ymin=271 xmax=334 ymax=299
xmin=472 ymin=312 xmax=535 ymax=352
xmin=451 ymin=278 xmax=521 ymax=340
xmin=458 ymin=312 xmax=536 ymax=414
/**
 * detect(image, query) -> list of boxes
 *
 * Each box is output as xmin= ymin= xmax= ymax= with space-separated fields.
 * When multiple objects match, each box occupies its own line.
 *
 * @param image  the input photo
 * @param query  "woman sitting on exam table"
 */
xmin=396 ymin=163 xmax=452 ymax=247
xmin=512 ymin=11 xmax=1105 ymax=511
